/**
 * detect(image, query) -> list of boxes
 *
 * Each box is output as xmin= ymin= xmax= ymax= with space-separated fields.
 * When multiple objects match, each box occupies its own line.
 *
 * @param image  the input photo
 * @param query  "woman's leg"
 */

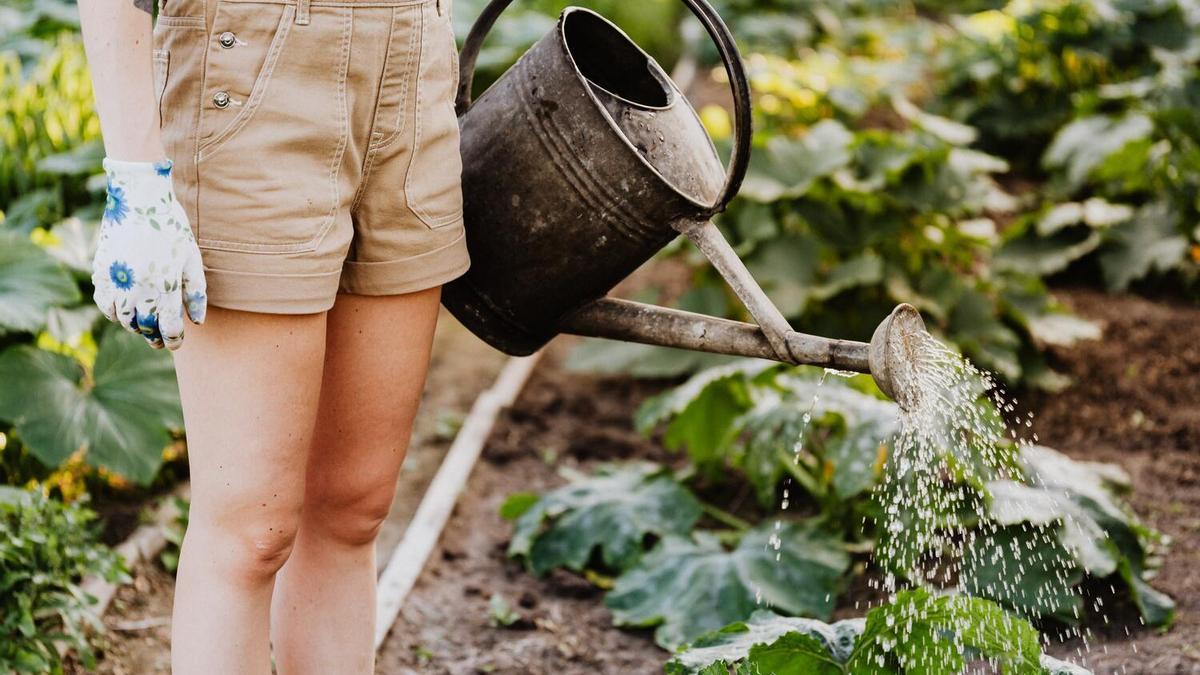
xmin=270 ymin=288 xmax=442 ymax=675
xmin=169 ymin=306 xmax=329 ymax=675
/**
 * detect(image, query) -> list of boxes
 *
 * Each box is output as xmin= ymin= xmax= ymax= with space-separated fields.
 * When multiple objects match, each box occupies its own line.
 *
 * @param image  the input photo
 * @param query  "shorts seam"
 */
xmin=367 ymin=5 xmax=419 ymax=154
xmin=156 ymin=15 xmax=206 ymax=29
xmin=204 ymin=265 xmax=343 ymax=279
xmin=319 ymin=7 xmax=354 ymax=245
xmin=342 ymin=226 xmax=465 ymax=269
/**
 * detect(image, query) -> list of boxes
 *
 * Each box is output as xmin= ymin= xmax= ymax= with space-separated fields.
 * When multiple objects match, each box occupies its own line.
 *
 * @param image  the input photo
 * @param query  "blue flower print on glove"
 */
xmin=91 ymin=157 xmax=207 ymax=350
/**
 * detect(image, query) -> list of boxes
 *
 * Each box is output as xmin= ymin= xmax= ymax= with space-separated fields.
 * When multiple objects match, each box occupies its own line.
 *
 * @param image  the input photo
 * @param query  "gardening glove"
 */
xmin=92 ymin=157 xmax=207 ymax=350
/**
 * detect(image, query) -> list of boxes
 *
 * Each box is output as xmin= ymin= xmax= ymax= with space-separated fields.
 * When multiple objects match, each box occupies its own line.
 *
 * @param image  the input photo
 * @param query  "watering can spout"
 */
xmin=560 ymin=299 xmax=928 ymax=411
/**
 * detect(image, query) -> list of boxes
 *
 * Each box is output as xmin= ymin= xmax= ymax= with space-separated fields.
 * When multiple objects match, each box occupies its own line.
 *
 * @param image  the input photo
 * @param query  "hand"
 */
xmin=92 ymin=157 xmax=208 ymax=350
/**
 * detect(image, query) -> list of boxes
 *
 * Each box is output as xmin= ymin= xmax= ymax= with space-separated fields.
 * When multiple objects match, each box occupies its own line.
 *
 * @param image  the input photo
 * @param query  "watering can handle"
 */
xmin=454 ymin=0 xmax=753 ymax=216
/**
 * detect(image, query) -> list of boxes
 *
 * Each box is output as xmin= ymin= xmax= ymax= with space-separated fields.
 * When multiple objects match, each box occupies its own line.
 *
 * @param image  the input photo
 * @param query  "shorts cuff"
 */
xmin=204 ymin=266 xmax=342 ymax=314
xmin=339 ymin=230 xmax=471 ymax=296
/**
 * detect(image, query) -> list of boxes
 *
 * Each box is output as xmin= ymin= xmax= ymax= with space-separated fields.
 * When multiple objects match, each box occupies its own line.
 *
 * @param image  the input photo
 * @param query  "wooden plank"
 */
xmin=82 ymin=483 xmax=190 ymax=618
xmin=373 ymin=352 xmax=542 ymax=650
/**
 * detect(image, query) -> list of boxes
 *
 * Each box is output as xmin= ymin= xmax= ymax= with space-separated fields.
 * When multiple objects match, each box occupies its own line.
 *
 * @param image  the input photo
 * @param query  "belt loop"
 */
xmin=296 ymin=0 xmax=311 ymax=25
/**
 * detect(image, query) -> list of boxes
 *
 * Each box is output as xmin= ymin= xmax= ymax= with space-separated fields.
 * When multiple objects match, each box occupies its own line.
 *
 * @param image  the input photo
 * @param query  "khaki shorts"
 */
xmin=151 ymin=0 xmax=470 ymax=314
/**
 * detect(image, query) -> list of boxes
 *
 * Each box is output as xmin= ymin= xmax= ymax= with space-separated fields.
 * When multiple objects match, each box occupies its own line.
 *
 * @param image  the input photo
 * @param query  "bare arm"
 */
xmin=77 ymin=0 xmax=166 ymax=161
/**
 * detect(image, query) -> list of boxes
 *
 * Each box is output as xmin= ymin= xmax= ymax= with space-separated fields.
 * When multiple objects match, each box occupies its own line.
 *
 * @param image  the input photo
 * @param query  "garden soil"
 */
xmin=376 ymin=288 xmax=1199 ymax=675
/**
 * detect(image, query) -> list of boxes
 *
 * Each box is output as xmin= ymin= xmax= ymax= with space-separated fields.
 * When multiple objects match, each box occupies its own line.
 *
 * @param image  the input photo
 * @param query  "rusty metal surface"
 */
xmin=560 ymin=298 xmax=872 ymax=372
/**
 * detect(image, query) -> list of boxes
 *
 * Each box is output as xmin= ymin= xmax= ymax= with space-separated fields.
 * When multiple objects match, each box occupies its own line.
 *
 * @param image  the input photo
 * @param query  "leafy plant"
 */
xmin=0 ymin=324 xmax=184 ymax=484
xmin=627 ymin=362 xmax=1172 ymax=626
xmin=0 ymin=486 xmax=127 ymax=673
xmin=667 ymin=590 xmax=1091 ymax=674
xmin=607 ymin=520 xmax=849 ymax=649
xmin=158 ymin=495 xmax=189 ymax=574
xmin=505 ymin=462 xmax=703 ymax=575
xmin=967 ymin=444 xmax=1175 ymax=627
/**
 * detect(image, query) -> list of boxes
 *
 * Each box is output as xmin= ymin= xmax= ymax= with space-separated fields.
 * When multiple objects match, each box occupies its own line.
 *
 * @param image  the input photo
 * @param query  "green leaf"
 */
xmin=0 ymin=231 xmax=80 ymax=335
xmin=981 ymin=445 xmax=1174 ymax=626
xmin=605 ymin=519 xmax=849 ymax=649
xmin=635 ymin=360 xmax=776 ymax=446
xmin=740 ymin=120 xmax=854 ymax=202
xmin=0 ymin=326 xmax=182 ymax=483
xmin=962 ymin=524 xmax=1084 ymax=622
xmin=498 ymin=492 xmax=539 ymax=521
xmin=34 ymin=138 xmax=103 ymax=175
xmin=846 ymin=589 xmax=1043 ymax=675
xmin=995 ymin=229 xmax=1103 ymax=277
xmin=667 ymin=611 xmax=862 ymax=675
xmin=744 ymin=233 xmax=821 ymax=317
xmin=39 ymin=217 xmax=97 ymax=275
xmin=507 ymin=463 xmax=702 ymax=575
xmin=1043 ymin=114 xmax=1154 ymax=190
xmin=1097 ymin=201 xmax=1189 ymax=291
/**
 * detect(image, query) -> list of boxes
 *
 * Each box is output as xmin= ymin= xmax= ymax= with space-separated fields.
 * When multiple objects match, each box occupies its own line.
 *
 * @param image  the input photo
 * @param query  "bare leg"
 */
xmin=270 ymin=288 xmax=442 ymax=675
xmin=170 ymin=306 xmax=328 ymax=675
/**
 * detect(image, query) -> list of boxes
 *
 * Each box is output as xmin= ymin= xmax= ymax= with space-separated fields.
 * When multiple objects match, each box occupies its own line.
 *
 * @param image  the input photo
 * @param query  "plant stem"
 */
xmin=700 ymin=502 xmax=752 ymax=531
xmin=777 ymin=447 xmax=823 ymax=498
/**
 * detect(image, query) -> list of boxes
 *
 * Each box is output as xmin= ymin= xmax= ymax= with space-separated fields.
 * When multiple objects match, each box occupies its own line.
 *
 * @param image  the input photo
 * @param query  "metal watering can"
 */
xmin=442 ymin=0 xmax=929 ymax=409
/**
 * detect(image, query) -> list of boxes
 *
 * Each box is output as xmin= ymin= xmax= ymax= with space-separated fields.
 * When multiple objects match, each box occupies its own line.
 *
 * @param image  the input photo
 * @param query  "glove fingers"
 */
xmin=114 ymin=295 xmax=141 ymax=338
xmin=182 ymin=251 xmax=208 ymax=325
xmin=158 ymin=290 xmax=186 ymax=351
xmin=92 ymin=283 xmax=118 ymax=324
xmin=134 ymin=297 xmax=165 ymax=349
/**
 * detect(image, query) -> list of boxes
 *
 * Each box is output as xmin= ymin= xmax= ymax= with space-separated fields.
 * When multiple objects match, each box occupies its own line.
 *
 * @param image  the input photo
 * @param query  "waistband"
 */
xmin=159 ymin=0 xmax=435 ymax=18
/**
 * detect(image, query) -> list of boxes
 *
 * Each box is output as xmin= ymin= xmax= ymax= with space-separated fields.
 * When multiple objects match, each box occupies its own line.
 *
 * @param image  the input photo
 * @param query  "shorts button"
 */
xmin=219 ymin=31 xmax=237 ymax=48
xmin=213 ymin=90 xmax=231 ymax=108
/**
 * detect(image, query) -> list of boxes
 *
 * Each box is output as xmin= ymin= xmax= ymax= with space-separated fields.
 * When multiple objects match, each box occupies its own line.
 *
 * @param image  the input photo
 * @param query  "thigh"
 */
xmin=302 ymin=289 xmax=442 ymax=509
xmin=171 ymin=306 xmax=328 ymax=528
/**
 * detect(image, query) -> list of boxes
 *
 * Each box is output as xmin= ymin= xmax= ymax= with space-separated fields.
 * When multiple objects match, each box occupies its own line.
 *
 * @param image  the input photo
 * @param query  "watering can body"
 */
xmin=443 ymin=4 xmax=732 ymax=356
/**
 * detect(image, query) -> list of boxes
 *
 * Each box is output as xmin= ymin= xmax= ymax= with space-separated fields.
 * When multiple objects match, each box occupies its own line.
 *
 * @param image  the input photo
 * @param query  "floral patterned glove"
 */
xmin=92 ymin=157 xmax=207 ymax=350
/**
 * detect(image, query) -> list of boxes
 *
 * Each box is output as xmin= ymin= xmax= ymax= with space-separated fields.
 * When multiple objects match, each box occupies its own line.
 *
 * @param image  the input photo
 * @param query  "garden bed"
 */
xmin=376 ymin=288 xmax=1199 ymax=675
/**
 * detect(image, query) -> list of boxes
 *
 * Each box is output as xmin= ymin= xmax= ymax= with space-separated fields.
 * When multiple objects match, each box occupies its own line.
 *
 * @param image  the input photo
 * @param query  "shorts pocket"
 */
xmin=194 ymin=5 xmax=352 ymax=253
xmin=405 ymin=2 xmax=464 ymax=230
xmin=196 ymin=1 xmax=294 ymax=157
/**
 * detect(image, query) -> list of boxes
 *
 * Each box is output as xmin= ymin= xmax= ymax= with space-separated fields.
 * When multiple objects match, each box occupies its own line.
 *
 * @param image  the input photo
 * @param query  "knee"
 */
xmin=304 ymin=480 xmax=396 ymax=548
xmin=189 ymin=506 xmax=303 ymax=584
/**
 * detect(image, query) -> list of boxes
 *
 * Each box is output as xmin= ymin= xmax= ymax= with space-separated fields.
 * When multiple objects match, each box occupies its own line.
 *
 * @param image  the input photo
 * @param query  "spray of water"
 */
xmin=868 ymin=331 xmax=1099 ymax=670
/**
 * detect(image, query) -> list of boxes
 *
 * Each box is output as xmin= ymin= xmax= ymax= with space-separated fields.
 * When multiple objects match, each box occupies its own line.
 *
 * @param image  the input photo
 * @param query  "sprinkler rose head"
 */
xmin=868 ymin=303 xmax=928 ymax=411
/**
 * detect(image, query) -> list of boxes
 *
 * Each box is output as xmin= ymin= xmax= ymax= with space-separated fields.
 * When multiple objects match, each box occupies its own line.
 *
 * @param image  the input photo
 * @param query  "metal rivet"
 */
xmin=213 ymin=90 xmax=231 ymax=108
xmin=219 ymin=31 xmax=236 ymax=48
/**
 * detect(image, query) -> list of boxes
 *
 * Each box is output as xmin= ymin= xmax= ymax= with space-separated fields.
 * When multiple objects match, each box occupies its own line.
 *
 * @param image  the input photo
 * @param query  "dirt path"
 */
xmin=75 ymin=309 xmax=510 ymax=675
xmin=1030 ymin=289 xmax=1200 ymax=674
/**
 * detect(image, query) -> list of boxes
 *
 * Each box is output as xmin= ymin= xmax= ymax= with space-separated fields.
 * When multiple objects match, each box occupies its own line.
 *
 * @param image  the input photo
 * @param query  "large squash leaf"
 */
xmin=669 ymin=591 xmax=1080 ymax=674
xmin=507 ymin=463 xmax=702 ymax=575
xmin=739 ymin=120 xmax=854 ymax=202
xmin=666 ymin=610 xmax=862 ymax=675
xmin=980 ymin=445 xmax=1174 ymax=627
xmin=0 ymin=231 xmax=79 ymax=335
xmin=846 ymin=589 xmax=1043 ymax=675
xmin=605 ymin=519 xmax=849 ymax=649
xmin=962 ymin=523 xmax=1084 ymax=623
xmin=0 ymin=326 xmax=181 ymax=483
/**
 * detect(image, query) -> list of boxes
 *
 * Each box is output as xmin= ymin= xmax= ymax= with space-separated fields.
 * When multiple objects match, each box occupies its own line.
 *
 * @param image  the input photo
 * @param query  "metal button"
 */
xmin=213 ymin=90 xmax=231 ymax=108
xmin=219 ymin=31 xmax=236 ymax=48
